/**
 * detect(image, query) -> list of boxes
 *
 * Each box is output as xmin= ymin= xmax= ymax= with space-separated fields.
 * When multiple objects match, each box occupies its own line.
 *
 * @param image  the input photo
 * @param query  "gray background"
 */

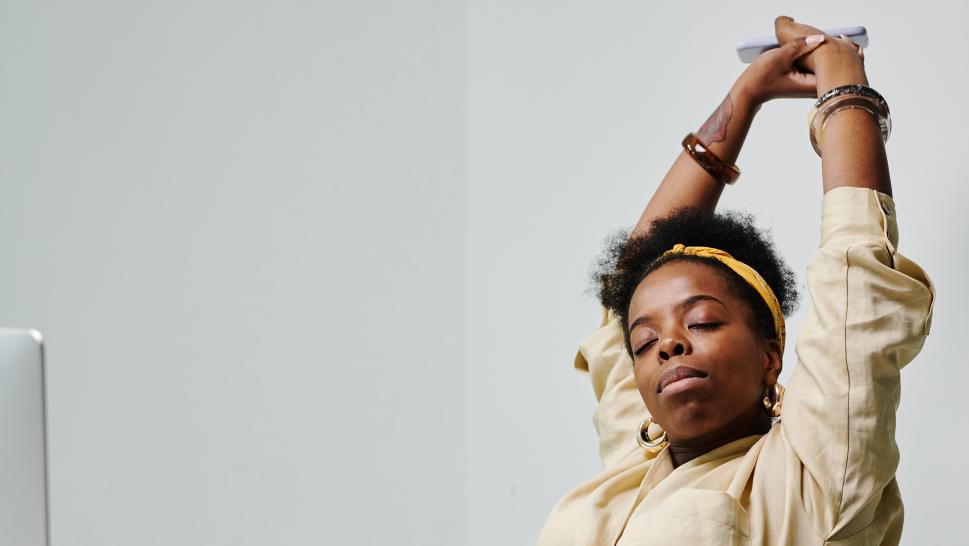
xmin=1 ymin=1 xmax=964 ymax=544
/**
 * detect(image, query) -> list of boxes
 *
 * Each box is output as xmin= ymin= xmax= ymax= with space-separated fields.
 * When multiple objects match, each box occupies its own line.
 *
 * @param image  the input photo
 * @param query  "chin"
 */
xmin=662 ymin=403 xmax=720 ymax=442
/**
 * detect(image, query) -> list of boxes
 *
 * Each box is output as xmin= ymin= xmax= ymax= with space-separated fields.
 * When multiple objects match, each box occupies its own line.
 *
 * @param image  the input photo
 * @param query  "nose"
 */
xmin=657 ymin=335 xmax=690 ymax=362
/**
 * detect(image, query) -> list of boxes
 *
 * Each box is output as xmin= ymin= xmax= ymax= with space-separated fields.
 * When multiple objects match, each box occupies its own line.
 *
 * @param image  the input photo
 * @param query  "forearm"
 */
xmin=631 ymin=84 xmax=760 ymax=239
xmin=813 ymin=49 xmax=892 ymax=196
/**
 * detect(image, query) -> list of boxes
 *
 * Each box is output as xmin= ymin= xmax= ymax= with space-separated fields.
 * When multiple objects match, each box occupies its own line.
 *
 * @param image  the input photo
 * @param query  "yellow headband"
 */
xmin=659 ymin=244 xmax=786 ymax=353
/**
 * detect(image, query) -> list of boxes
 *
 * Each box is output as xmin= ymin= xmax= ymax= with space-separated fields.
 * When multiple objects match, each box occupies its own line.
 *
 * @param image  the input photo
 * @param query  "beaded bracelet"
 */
xmin=681 ymin=132 xmax=740 ymax=185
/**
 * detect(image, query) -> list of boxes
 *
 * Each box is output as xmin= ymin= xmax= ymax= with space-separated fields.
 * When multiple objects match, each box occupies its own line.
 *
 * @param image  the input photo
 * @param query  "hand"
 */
xmin=773 ymin=16 xmax=864 ymax=75
xmin=733 ymin=36 xmax=827 ymax=106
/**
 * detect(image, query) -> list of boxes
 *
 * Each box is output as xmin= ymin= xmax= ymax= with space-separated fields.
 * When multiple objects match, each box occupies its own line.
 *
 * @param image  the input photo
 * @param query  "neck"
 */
xmin=667 ymin=408 xmax=772 ymax=468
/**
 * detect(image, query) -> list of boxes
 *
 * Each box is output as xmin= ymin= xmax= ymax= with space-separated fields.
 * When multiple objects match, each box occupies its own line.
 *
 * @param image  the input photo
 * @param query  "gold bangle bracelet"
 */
xmin=681 ymin=133 xmax=740 ymax=185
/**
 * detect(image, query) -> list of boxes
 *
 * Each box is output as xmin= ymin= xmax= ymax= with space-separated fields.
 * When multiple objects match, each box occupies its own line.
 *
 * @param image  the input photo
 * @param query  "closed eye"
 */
xmin=633 ymin=339 xmax=656 ymax=356
xmin=634 ymin=324 xmax=721 ymax=356
xmin=690 ymin=322 xmax=722 ymax=330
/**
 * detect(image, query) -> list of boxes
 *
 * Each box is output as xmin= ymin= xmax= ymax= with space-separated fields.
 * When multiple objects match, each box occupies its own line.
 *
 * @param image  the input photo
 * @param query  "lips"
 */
xmin=657 ymin=365 xmax=709 ymax=393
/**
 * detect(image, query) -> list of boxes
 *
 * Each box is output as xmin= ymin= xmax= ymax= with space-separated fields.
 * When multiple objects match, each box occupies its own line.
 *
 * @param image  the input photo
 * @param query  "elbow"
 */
xmin=843 ymin=244 xmax=934 ymax=367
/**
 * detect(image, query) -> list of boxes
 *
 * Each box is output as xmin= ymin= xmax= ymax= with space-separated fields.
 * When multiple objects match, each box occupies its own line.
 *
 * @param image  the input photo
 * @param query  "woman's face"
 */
xmin=627 ymin=260 xmax=781 ymax=446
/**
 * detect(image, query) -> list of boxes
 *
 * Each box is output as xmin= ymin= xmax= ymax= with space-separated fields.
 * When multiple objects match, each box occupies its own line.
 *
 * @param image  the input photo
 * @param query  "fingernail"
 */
xmin=805 ymin=34 xmax=825 ymax=45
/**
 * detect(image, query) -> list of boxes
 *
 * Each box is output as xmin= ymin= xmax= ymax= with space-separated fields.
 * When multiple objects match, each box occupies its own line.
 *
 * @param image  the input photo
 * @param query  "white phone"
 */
xmin=735 ymin=26 xmax=868 ymax=63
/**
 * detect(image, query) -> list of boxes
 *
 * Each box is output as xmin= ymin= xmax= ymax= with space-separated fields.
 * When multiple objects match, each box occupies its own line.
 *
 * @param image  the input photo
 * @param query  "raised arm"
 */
xmin=775 ymin=16 xmax=892 ymax=196
xmin=772 ymin=17 xmax=934 ymax=540
xmin=631 ymin=35 xmax=830 ymax=239
xmin=581 ymin=36 xmax=835 ymax=469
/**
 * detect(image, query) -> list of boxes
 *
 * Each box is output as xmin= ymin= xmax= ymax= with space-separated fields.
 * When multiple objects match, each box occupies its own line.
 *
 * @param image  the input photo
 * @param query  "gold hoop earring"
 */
xmin=762 ymin=389 xmax=774 ymax=412
xmin=772 ymin=383 xmax=785 ymax=418
xmin=637 ymin=417 xmax=668 ymax=449
xmin=762 ymin=383 xmax=785 ymax=418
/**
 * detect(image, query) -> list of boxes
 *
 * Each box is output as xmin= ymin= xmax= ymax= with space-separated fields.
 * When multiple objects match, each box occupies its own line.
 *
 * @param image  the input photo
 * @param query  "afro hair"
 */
xmin=589 ymin=207 xmax=800 ymax=359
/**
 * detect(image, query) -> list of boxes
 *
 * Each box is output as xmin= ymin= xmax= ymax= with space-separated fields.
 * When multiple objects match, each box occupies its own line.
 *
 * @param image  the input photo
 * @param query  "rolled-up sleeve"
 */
xmin=782 ymin=187 xmax=936 ymax=539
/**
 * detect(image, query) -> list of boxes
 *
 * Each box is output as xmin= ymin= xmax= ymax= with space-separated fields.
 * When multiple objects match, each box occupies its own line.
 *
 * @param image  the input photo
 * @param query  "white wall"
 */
xmin=0 ymin=1 xmax=465 ymax=544
xmin=468 ymin=2 xmax=967 ymax=545
xmin=1 ymin=1 xmax=964 ymax=545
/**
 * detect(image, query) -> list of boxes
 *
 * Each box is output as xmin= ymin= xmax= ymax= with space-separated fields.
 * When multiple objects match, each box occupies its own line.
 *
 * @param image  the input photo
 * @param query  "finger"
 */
xmin=770 ymin=70 xmax=818 ymax=98
xmin=774 ymin=15 xmax=797 ymax=44
xmin=784 ymin=71 xmax=818 ymax=96
xmin=777 ymin=34 xmax=826 ymax=63
xmin=774 ymin=15 xmax=825 ymax=46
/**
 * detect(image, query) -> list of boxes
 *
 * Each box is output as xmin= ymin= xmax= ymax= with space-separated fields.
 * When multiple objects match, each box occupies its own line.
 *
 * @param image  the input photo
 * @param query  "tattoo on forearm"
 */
xmin=696 ymin=93 xmax=733 ymax=147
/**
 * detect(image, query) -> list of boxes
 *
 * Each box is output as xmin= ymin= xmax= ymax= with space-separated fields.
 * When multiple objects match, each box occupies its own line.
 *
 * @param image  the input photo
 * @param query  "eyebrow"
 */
xmin=628 ymin=294 xmax=728 ymax=336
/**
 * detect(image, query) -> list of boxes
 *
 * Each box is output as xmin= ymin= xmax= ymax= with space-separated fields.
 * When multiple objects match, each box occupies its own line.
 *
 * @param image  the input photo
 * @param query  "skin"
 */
xmin=773 ymin=16 xmax=892 ymax=196
xmin=628 ymin=261 xmax=781 ymax=467
xmin=627 ymin=16 xmax=887 ymax=467
xmin=696 ymin=93 xmax=733 ymax=147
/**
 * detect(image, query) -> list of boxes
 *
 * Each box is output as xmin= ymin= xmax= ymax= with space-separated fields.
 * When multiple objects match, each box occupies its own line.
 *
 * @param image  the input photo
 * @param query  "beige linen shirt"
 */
xmin=537 ymin=187 xmax=936 ymax=546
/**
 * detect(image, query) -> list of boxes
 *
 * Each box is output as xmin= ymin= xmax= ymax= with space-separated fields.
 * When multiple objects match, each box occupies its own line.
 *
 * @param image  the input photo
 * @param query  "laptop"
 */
xmin=0 ymin=328 xmax=50 ymax=545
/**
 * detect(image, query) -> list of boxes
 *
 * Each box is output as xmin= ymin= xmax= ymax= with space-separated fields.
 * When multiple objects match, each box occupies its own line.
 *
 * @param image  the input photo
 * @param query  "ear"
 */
xmin=761 ymin=338 xmax=783 ymax=386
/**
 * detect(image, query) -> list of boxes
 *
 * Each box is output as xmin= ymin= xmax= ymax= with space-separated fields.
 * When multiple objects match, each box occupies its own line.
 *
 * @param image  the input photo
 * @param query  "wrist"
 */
xmin=812 ymin=49 xmax=868 ymax=94
xmin=797 ymin=41 xmax=862 ymax=74
xmin=812 ymin=44 xmax=864 ymax=66
xmin=730 ymin=81 xmax=764 ymax=114
xmin=814 ymin=55 xmax=869 ymax=97
xmin=694 ymin=85 xmax=757 ymax=167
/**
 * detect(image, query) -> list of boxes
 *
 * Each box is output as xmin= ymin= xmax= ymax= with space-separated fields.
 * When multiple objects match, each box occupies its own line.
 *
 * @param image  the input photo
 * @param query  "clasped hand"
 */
xmin=735 ymin=16 xmax=866 ymax=106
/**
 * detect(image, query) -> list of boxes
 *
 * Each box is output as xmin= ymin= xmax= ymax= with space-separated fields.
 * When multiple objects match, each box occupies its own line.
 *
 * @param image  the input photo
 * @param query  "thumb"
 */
xmin=783 ymin=70 xmax=817 ymax=96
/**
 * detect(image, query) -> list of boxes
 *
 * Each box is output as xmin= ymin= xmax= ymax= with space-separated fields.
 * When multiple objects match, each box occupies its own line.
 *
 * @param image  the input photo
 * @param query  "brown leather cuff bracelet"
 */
xmin=682 ymin=132 xmax=740 ymax=185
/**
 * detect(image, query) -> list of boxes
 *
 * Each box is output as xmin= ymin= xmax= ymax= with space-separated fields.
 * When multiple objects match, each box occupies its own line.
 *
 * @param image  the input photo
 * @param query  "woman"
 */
xmin=537 ymin=16 xmax=935 ymax=546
